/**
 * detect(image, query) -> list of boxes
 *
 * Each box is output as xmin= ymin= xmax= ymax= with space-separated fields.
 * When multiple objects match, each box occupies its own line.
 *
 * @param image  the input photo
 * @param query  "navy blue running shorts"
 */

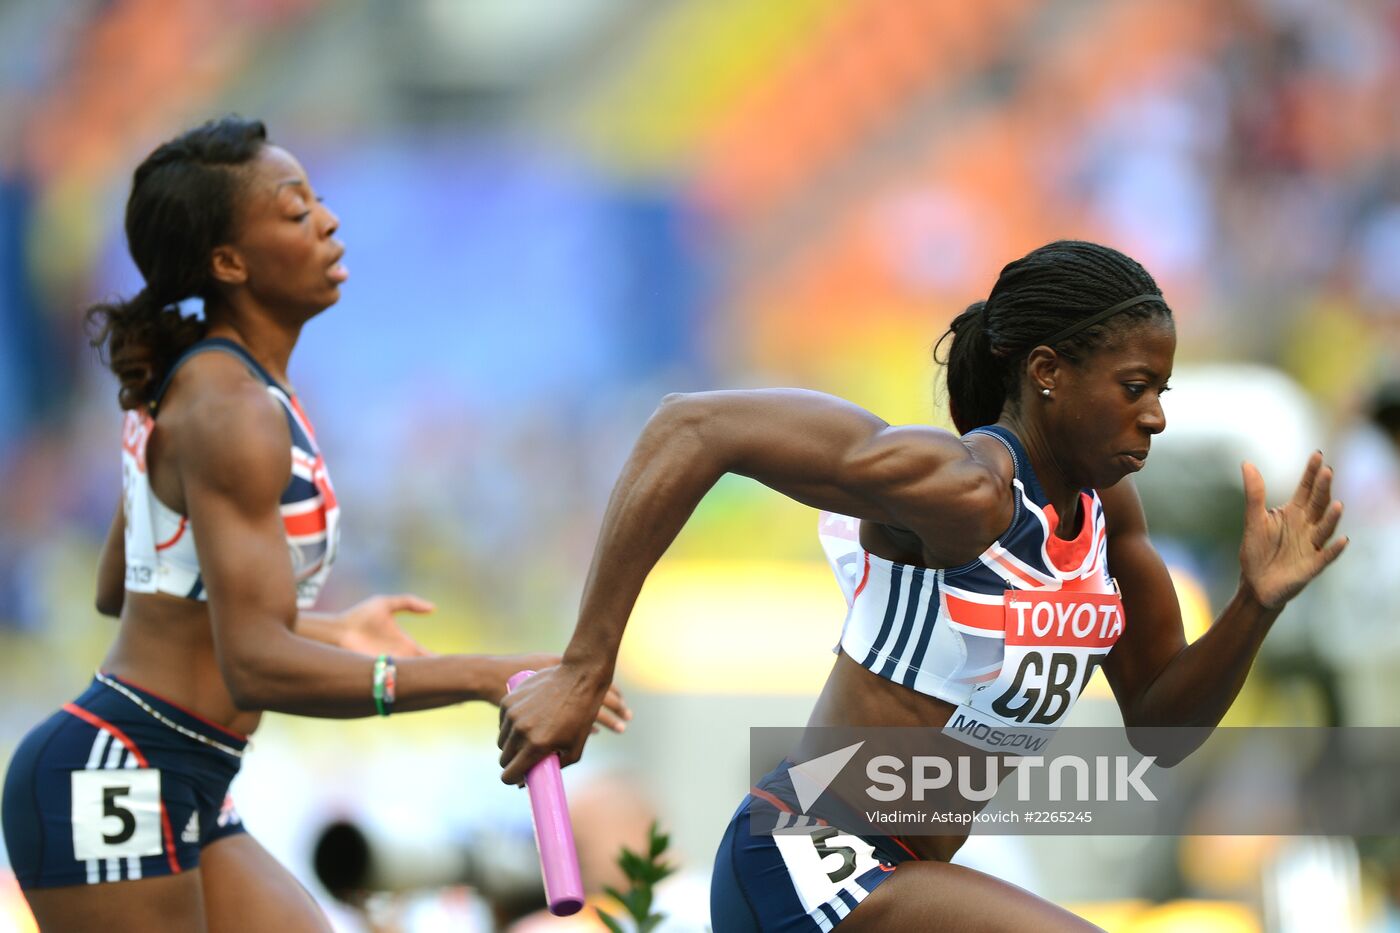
xmin=2 ymin=673 xmax=248 ymax=889
xmin=710 ymin=761 xmax=911 ymax=932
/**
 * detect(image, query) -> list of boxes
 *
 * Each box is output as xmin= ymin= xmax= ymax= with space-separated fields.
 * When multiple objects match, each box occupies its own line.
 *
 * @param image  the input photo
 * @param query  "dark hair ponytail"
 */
xmin=936 ymin=300 xmax=1007 ymax=436
xmin=86 ymin=116 xmax=268 ymax=410
xmin=935 ymin=240 xmax=1172 ymax=434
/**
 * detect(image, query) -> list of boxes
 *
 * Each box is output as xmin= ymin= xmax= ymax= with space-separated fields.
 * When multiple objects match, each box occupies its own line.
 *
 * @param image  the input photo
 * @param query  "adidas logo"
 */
xmin=181 ymin=811 xmax=200 ymax=844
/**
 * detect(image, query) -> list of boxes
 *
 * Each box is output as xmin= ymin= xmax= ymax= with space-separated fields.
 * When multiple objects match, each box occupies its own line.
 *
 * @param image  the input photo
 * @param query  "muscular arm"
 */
xmin=570 ymin=390 xmax=1004 ymax=673
xmin=499 ymin=389 xmax=1010 ymax=781
xmin=1102 ymin=456 xmax=1345 ymax=760
xmin=95 ymin=497 xmax=125 ymax=617
xmin=176 ymin=372 xmax=506 ymax=716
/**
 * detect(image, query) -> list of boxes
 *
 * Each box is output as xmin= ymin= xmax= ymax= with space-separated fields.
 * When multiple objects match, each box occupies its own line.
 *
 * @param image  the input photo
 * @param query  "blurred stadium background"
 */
xmin=3 ymin=0 xmax=1400 ymax=929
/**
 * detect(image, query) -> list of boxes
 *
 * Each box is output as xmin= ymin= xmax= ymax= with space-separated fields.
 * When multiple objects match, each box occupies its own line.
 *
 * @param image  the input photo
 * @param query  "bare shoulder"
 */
xmin=160 ymin=353 xmax=290 ymax=501
xmin=858 ymin=425 xmax=1016 ymax=543
xmin=848 ymin=424 xmax=1007 ymax=482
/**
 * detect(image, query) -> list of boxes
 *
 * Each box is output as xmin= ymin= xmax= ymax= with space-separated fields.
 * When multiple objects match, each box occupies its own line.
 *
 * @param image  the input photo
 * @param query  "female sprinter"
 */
xmin=497 ymin=240 xmax=1347 ymax=931
xmin=1 ymin=117 xmax=628 ymax=933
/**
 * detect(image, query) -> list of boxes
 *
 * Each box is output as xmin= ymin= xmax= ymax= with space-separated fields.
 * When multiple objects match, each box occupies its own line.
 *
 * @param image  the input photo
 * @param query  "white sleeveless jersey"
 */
xmin=819 ymin=425 xmax=1123 ymax=751
xmin=121 ymin=339 xmax=340 ymax=609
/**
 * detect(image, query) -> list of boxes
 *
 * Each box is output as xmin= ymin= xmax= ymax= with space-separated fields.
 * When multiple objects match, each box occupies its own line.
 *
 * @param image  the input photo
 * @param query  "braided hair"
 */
xmin=935 ymin=240 xmax=1172 ymax=434
xmin=86 ymin=116 xmax=268 ymax=410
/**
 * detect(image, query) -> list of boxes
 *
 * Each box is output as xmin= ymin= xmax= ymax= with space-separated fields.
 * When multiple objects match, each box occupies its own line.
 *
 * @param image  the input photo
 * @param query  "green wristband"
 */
xmin=372 ymin=654 xmax=388 ymax=717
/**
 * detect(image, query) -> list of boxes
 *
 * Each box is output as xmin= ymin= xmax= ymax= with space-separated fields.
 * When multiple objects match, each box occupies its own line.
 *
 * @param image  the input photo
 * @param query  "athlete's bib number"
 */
xmin=71 ymin=769 xmax=163 ymax=860
xmin=773 ymin=827 xmax=882 ymax=913
xmin=810 ymin=827 xmax=857 ymax=883
xmin=986 ymin=588 xmax=1123 ymax=726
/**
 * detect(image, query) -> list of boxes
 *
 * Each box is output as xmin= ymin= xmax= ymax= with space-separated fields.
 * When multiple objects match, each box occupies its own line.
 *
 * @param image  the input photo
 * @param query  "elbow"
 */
xmin=224 ymin=679 xmax=263 ymax=713
xmin=658 ymin=391 xmax=690 ymax=411
xmin=646 ymin=390 xmax=739 ymax=478
xmin=1129 ymin=738 xmax=1185 ymax=770
xmin=1123 ymin=719 xmax=1206 ymax=769
xmin=228 ymin=689 xmax=261 ymax=713
xmin=653 ymin=392 xmax=700 ymax=434
xmin=219 ymin=654 xmax=273 ymax=712
xmin=95 ymin=592 xmax=123 ymax=618
xmin=649 ymin=392 xmax=710 ymax=453
xmin=958 ymin=468 xmax=1013 ymax=542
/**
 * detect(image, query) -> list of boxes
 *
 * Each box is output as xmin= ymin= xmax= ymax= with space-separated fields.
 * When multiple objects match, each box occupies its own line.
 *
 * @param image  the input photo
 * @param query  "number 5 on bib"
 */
xmin=71 ymin=769 xmax=163 ymax=860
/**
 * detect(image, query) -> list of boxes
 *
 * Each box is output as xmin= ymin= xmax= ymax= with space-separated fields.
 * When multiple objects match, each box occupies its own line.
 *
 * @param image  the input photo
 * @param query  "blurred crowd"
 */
xmin=2 ymin=0 xmax=1400 ymax=930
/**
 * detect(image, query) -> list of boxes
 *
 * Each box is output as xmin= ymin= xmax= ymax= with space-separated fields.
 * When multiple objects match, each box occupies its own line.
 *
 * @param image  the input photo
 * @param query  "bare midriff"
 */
xmin=806 ymin=652 xmax=969 ymax=863
xmin=101 ymin=592 xmax=263 ymax=737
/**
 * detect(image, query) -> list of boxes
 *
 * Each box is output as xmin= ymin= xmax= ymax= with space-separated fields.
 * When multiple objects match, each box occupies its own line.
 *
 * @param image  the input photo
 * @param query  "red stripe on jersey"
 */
xmin=121 ymin=411 xmax=152 ymax=473
xmin=155 ymin=516 xmax=187 ymax=551
xmin=989 ymin=553 xmax=1047 ymax=589
xmin=313 ymin=463 xmax=338 ymax=512
xmin=943 ymin=591 xmax=1003 ymax=631
xmin=282 ymin=507 xmax=327 ymax=537
xmin=852 ymin=552 xmax=872 ymax=601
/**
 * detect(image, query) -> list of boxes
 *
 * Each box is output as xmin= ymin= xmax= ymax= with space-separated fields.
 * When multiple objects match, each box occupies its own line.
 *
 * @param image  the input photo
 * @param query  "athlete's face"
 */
xmin=215 ymin=145 xmax=346 ymax=317
xmin=1044 ymin=317 xmax=1176 ymax=490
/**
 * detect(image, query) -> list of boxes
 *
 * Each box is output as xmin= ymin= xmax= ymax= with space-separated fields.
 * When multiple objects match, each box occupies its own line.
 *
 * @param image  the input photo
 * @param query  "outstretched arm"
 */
xmin=497 ymin=389 xmax=1011 ymax=783
xmin=177 ymin=369 xmax=626 ymax=724
xmin=1102 ymin=454 xmax=1347 ymax=755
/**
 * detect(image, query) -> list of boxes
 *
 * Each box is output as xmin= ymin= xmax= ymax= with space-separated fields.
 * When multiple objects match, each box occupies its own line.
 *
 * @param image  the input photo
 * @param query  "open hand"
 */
xmin=337 ymin=594 xmax=435 ymax=657
xmin=1239 ymin=453 xmax=1348 ymax=610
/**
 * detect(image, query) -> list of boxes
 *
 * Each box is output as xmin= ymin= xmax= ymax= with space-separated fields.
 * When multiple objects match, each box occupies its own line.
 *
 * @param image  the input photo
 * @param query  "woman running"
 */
xmin=2 ymin=117 xmax=628 ymax=933
xmin=497 ymin=240 xmax=1346 ymax=931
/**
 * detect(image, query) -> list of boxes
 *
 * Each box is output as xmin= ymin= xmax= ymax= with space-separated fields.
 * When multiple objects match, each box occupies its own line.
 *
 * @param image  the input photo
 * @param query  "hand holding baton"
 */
xmin=506 ymin=669 xmax=585 ymax=916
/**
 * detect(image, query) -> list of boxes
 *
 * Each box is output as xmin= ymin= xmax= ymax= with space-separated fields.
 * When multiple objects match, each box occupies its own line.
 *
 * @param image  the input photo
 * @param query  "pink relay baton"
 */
xmin=506 ymin=670 xmax=585 ymax=916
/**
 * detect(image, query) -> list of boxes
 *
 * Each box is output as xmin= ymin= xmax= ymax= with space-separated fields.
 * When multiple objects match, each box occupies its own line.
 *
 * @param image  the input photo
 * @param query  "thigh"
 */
xmin=200 ymin=833 xmax=331 ymax=933
xmin=840 ymin=860 xmax=1103 ymax=933
xmin=23 ymin=872 xmax=206 ymax=933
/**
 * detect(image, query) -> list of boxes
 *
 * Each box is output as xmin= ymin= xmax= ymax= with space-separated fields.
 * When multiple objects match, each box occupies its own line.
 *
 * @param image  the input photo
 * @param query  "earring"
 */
xmin=1041 ymin=387 xmax=1052 ymax=398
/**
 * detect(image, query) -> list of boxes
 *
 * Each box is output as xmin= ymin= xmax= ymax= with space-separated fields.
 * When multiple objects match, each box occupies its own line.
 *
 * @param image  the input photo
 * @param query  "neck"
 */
xmin=995 ymin=410 xmax=1082 ymax=539
xmin=203 ymin=303 xmax=302 ymax=387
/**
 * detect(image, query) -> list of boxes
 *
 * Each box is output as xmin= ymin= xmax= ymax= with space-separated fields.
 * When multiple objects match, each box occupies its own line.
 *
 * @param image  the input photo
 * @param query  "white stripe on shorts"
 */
xmin=84 ymin=730 xmax=110 ymax=882
xmin=102 ymin=737 xmax=124 ymax=771
xmin=104 ymin=746 xmax=126 ymax=881
xmin=124 ymin=748 xmax=141 ymax=879
xmin=85 ymin=731 xmax=110 ymax=771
